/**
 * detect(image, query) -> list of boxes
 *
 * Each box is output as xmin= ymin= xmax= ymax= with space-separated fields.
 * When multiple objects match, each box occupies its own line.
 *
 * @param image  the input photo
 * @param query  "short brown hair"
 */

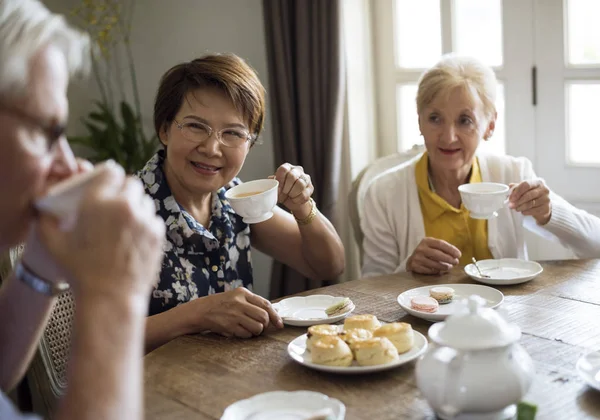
xmin=153 ymin=53 xmax=266 ymax=143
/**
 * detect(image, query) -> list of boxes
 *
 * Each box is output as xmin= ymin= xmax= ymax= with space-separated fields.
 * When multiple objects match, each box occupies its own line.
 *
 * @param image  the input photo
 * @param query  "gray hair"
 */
xmin=416 ymin=55 xmax=498 ymax=119
xmin=0 ymin=0 xmax=90 ymax=98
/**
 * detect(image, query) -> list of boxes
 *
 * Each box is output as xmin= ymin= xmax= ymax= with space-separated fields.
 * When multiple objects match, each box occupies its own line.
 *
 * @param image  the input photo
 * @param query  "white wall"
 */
xmin=44 ymin=0 xmax=275 ymax=298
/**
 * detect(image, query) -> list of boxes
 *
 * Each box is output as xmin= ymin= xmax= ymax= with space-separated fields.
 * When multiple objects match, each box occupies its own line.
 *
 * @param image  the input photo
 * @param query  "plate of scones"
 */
xmin=287 ymin=314 xmax=428 ymax=374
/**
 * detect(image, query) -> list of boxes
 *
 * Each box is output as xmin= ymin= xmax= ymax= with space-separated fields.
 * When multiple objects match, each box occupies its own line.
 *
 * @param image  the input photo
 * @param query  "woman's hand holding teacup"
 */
xmin=508 ymin=179 xmax=552 ymax=225
xmin=407 ymin=237 xmax=462 ymax=275
xmin=270 ymin=163 xmax=314 ymax=217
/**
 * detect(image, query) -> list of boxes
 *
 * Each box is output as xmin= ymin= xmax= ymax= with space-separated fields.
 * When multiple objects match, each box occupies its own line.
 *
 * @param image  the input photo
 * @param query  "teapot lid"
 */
xmin=428 ymin=295 xmax=521 ymax=350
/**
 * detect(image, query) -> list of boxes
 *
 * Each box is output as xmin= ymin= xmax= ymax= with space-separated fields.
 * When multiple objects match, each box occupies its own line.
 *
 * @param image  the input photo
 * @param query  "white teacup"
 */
xmin=35 ymin=160 xmax=114 ymax=230
xmin=225 ymin=179 xmax=279 ymax=224
xmin=458 ymin=182 xmax=511 ymax=219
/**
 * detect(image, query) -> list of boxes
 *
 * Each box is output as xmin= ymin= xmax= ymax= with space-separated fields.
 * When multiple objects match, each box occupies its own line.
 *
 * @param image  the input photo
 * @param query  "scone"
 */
xmin=343 ymin=314 xmax=381 ymax=332
xmin=338 ymin=328 xmax=372 ymax=348
xmin=352 ymin=337 xmax=399 ymax=366
xmin=310 ymin=336 xmax=353 ymax=367
xmin=306 ymin=324 xmax=340 ymax=351
xmin=373 ymin=322 xmax=414 ymax=354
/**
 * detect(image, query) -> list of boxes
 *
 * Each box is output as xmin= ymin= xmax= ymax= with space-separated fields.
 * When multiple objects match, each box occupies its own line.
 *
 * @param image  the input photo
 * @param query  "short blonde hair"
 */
xmin=0 ymin=0 xmax=90 ymax=99
xmin=416 ymin=55 xmax=497 ymax=118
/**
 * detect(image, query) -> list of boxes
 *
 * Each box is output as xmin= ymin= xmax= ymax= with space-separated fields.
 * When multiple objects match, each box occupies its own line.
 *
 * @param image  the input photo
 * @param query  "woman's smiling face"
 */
xmin=159 ymin=87 xmax=251 ymax=197
xmin=419 ymin=85 xmax=495 ymax=172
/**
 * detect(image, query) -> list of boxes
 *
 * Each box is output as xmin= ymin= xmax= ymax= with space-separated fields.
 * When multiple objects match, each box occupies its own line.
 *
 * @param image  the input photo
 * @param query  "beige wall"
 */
xmin=45 ymin=0 xmax=276 ymax=297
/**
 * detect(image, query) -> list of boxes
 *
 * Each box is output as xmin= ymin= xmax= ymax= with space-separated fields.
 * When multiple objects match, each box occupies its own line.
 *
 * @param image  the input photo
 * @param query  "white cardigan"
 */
xmin=361 ymin=153 xmax=600 ymax=277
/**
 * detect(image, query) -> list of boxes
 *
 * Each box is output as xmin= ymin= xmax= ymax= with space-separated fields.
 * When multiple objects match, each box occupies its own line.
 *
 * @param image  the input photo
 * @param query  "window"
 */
xmin=374 ymin=0 xmax=507 ymax=155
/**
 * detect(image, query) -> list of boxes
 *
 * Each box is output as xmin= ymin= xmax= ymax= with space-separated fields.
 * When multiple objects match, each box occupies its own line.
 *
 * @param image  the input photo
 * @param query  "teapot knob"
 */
xmin=467 ymin=295 xmax=486 ymax=314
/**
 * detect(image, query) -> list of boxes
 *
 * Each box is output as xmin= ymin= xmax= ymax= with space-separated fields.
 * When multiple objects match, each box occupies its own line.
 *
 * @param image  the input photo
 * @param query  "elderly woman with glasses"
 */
xmin=138 ymin=53 xmax=345 ymax=351
xmin=361 ymin=55 xmax=600 ymax=278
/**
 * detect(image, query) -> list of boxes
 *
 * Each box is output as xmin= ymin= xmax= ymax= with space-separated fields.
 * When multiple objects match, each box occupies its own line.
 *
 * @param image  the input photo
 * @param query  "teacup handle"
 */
xmin=503 ymin=185 xmax=516 ymax=206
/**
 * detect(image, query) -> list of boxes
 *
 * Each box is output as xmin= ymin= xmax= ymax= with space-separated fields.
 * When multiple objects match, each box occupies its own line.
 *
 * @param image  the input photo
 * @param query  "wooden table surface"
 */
xmin=144 ymin=259 xmax=600 ymax=419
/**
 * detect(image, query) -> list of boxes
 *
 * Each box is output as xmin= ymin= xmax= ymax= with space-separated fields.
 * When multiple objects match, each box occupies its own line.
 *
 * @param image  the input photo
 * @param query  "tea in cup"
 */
xmin=225 ymin=179 xmax=279 ymax=223
xmin=458 ymin=182 xmax=510 ymax=219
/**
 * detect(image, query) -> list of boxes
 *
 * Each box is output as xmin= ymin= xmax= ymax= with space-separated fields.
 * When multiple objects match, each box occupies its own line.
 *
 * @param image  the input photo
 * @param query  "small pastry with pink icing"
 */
xmin=410 ymin=296 xmax=439 ymax=313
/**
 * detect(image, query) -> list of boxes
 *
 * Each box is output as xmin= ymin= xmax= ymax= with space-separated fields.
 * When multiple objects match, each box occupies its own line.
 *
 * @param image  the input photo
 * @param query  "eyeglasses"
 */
xmin=174 ymin=118 xmax=260 ymax=149
xmin=0 ymin=105 xmax=65 ymax=152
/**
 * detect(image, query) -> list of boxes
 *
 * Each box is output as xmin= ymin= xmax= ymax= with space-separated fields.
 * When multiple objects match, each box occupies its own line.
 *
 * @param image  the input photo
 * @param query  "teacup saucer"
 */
xmin=221 ymin=390 xmax=345 ymax=420
xmin=464 ymin=258 xmax=543 ymax=286
xmin=273 ymin=295 xmax=354 ymax=327
xmin=576 ymin=350 xmax=600 ymax=391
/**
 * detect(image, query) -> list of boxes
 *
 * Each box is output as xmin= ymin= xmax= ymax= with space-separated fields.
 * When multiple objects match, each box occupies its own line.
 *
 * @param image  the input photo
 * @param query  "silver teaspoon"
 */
xmin=472 ymin=257 xmax=491 ymax=278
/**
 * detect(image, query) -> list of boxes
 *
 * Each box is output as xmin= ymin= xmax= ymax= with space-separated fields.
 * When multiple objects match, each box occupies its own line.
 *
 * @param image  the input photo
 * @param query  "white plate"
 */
xmin=221 ymin=390 xmax=345 ymax=420
xmin=273 ymin=295 xmax=355 ymax=327
xmin=287 ymin=326 xmax=428 ymax=374
xmin=464 ymin=258 xmax=543 ymax=285
xmin=576 ymin=351 xmax=600 ymax=392
xmin=397 ymin=284 xmax=504 ymax=322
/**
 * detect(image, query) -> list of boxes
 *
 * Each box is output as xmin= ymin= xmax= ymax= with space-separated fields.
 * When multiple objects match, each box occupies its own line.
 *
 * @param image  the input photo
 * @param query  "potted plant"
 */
xmin=69 ymin=0 xmax=157 ymax=173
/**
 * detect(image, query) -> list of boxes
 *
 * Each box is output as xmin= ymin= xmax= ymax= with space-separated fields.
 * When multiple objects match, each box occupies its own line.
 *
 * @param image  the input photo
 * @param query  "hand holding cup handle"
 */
xmin=507 ymin=179 xmax=552 ymax=225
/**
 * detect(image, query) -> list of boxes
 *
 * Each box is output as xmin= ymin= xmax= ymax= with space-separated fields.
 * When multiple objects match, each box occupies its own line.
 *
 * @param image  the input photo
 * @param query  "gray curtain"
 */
xmin=263 ymin=0 xmax=345 ymax=299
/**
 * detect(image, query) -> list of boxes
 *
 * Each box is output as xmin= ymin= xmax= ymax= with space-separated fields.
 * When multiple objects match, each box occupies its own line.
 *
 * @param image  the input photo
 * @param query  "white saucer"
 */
xmin=397 ymin=284 xmax=504 ymax=322
xmin=576 ymin=350 xmax=600 ymax=391
xmin=287 ymin=326 xmax=428 ymax=374
xmin=221 ymin=390 xmax=345 ymax=420
xmin=273 ymin=295 xmax=355 ymax=327
xmin=464 ymin=258 xmax=543 ymax=285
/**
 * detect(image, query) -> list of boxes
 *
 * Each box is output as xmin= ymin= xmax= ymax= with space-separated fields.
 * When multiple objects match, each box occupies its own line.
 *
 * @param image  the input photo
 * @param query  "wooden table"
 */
xmin=144 ymin=259 xmax=600 ymax=419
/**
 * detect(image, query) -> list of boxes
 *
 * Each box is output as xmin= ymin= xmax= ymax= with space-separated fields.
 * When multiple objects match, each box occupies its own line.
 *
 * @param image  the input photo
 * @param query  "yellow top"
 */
xmin=415 ymin=153 xmax=493 ymax=266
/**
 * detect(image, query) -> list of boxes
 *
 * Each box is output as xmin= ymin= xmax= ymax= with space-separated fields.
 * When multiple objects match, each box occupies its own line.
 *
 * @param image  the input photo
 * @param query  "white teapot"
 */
xmin=415 ymin=295 xmax=534 ymax=420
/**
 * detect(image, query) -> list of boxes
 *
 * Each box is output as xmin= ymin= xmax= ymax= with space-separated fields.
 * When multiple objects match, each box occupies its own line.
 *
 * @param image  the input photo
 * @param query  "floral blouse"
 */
xmin=137 ymin=151 xmax=254 ymax=316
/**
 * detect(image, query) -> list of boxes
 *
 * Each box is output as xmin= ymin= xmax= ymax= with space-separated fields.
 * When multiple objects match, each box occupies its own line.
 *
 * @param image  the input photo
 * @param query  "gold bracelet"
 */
xmin=293 ymin=198 xmax=317 ymax=225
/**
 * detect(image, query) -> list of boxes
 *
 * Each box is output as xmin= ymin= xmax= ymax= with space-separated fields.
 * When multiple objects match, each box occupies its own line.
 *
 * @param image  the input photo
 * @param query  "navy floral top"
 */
xmin=137 ymin=151 xmax=254 ymax=316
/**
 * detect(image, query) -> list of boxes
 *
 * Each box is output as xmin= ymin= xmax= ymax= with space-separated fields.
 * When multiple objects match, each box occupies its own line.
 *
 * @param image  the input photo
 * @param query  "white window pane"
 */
xmin=567 ymin=83 xmax=600 ymax=164
xmin=397 ymin=83 xmax=505 ymax=155
xmin=394 ymin=0 xmax=441 ymax=68
xmin=454 ymin=0 xmax=503 ymax=68
xmin=566 ymin=0 xmax=600 ymax=65
xmin=478 ymin=83 xmax=505 ymax=155
xmin=396 ymin=84 xmax=420 ymax=151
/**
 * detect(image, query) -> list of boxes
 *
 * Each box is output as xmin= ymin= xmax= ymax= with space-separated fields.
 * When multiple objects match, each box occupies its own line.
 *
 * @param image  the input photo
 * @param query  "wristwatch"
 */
xmin=15 ymin=261 xmax=70 ymax=297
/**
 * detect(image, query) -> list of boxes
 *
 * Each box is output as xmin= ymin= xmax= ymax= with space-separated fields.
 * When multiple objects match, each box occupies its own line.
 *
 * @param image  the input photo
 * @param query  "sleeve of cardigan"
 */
xmin=541 ymin=194 xmax=600 ymax=258
xmin=361 ymin=182 xmax=407 ymax=277
xmin=515 ymin=156 xmax=600 ymax=258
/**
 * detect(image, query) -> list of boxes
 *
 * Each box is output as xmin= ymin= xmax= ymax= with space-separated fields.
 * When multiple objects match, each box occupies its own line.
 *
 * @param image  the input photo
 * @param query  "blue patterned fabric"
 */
xmin=137 ymin=150 xmax=253 ymax=316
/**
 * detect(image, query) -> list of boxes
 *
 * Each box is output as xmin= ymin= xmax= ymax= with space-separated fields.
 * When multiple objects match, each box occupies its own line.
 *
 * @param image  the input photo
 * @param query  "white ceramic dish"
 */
xmin=273 ymin=295 xmax=355 ymax=327
xmin=221 ymin=390 xmax=345 ymax=420
xmin=464 ymin=258 xmax=543 ymax=285
xmin=287 ymin=326 xmax=428 ymax=374
xmin=576 ymin=350 xmax=600 ymax=392
xmin=397 ymin=284 xmax=504 ymax=322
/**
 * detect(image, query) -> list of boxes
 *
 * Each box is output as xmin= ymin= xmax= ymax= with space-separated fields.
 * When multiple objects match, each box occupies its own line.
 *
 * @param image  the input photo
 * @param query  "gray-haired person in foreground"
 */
xmin=0 ymin=0 xmax=165 ymax=419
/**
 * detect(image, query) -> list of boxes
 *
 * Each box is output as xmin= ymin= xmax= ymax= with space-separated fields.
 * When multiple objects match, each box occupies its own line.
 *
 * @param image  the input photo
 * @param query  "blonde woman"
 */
xmin=361 ymin=55 xmax=600 ymax=277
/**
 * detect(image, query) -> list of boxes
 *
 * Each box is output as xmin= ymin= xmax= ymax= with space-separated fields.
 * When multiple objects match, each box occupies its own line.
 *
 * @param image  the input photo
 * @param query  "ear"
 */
xmin=159 ymin=123 xmax=169 ymax=147
xmin=417 ymin=114 xmax=424 ymax=136
xmin=484 ymin=112 xmax=497 ymax=140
